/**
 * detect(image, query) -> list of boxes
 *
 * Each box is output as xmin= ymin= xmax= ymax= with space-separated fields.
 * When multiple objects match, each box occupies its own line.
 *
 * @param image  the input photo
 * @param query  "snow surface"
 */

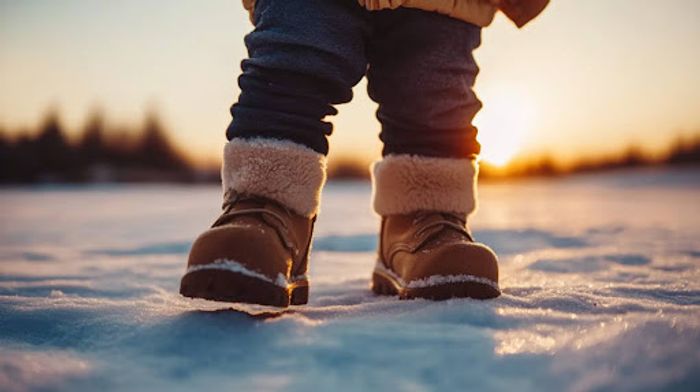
xmin=1 ymin=167 xmax=699 ymax=392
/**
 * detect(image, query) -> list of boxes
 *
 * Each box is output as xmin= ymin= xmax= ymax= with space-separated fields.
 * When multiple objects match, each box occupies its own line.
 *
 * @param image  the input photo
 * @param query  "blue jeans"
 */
xmin=227 ymin=0 xmax=482 ymax=158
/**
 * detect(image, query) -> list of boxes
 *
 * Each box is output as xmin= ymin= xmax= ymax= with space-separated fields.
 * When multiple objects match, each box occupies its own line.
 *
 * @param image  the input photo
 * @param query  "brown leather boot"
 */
xmin=180 ymin=191 xmax=315 ymax=307
xmin=370 ymin=154 xmax=500 ymax=300
xmin=373 ymin=211 xmax=500 ymax=299
xmin=179 ymin=138 xmax=326 ymax=307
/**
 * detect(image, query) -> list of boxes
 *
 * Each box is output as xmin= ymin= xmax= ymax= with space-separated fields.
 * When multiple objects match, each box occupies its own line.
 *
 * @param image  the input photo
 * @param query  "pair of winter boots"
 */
xmin=180 ymin=139 xmax=500 ymax=307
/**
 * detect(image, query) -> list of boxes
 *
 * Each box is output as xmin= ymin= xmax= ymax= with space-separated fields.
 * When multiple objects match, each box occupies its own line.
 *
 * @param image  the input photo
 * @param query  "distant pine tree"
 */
xmin=666 ymin=136 xmax=700 ymax=165
xmin=0 ymin=130 xmax=12 ymax=181
xmin=35 ymin=111 xmax=77 ymax=180
xmin=136 ymin=112 xmax=187 ymax=170
xmin=618 ymin=145 xmax=646 ymax=168
xmin=79 ymin=110 xmax=107 ymax=166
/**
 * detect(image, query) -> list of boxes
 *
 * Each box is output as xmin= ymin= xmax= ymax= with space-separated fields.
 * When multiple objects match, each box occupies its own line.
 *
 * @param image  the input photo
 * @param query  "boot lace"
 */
xmin=211 ymin=190 xmax=297 ymax=253
xmin=413 ymin=211 xmax=474 ymax=242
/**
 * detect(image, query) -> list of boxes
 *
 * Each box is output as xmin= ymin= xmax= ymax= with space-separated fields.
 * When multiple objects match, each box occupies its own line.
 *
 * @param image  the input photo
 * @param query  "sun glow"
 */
xmin=473 ymin=89 xmax=537 ymax=167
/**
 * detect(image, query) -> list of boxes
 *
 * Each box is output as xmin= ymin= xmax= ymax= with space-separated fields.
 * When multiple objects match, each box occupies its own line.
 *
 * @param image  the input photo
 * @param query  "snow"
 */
xmin=1 ymin=167 xmax=699 ymax=391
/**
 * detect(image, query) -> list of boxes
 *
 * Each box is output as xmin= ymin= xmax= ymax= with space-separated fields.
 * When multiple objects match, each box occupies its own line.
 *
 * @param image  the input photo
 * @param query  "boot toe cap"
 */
xmin=186 ymin=224 xmax=290 ymax=278
xmin=408 ymin=241 xmax=499 ymax=284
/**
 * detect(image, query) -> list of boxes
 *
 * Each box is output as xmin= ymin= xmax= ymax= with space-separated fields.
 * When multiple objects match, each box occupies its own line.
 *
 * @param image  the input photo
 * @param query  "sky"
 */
xmin=1 ymin=0 xmax=699 ymax=168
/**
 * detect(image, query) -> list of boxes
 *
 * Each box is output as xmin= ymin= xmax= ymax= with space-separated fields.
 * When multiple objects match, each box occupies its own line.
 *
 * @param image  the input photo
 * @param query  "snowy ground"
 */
xmin=1 ymin=167 xmax=699 ymax=392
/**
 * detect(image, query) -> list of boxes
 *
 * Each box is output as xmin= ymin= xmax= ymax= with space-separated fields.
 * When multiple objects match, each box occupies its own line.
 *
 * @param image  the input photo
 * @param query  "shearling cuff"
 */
xmin=222 ymin=138 xmax=327 ymax=217
xmin=372 ymin=154 xmax=478 ymax=216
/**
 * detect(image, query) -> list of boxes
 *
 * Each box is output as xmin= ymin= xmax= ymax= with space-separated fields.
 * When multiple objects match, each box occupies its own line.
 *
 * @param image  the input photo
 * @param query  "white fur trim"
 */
xmin=222 ymin=138 xmax=327 ymax=217
xmin=371 ymin=154 xmax=478 ymax=216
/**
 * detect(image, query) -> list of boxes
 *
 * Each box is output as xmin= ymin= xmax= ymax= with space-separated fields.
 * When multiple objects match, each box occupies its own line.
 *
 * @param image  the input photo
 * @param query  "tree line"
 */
xmin=479 ymin=135 xmax=700 ymax=179
xmin=1 ymin=110 xmax=698 ymax=183
xmin=0 ymin=111 xmax=215 ymax=183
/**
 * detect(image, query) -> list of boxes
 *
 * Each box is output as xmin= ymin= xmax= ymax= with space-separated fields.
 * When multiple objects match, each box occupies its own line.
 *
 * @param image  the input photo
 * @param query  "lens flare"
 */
xmin=474 ymin=89 xmax=537 ymax=167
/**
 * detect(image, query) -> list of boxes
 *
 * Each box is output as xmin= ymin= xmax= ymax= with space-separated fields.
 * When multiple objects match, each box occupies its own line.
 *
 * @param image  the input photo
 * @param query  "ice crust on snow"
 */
xmin=373 ymin=260 xmax=500 ymax=291
xmin=1 ymin=168 xmax=699 ymax=391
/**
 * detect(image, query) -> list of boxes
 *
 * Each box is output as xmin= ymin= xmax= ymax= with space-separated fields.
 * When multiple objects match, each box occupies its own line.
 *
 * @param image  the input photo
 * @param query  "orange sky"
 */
xmin=1 ymin=0 xmax=699 ymax=168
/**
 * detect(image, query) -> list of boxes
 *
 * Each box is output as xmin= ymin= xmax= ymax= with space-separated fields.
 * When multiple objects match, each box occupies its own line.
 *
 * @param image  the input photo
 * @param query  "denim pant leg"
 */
xmin=367 ymin=8 xmax=483 ymax=159
xmin=227 ymin=0 xmax=369 ymax=155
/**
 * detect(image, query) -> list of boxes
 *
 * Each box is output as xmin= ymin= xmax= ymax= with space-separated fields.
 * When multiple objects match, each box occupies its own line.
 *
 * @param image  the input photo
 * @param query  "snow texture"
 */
xmin=1 ymin=168 xmax=699 ymax=391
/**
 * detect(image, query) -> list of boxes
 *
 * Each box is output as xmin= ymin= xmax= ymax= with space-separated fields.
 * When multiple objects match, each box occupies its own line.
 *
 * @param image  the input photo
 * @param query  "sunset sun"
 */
xmin=473 ymin=89 xmax=537 ymax=167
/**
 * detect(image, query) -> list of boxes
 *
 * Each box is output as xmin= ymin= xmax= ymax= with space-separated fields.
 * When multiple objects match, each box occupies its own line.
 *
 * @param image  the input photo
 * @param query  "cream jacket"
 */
xmin=242 ymin=0 xmax=497 ymax=27
xmin=357 ymin=0 xmax=497 ymax=26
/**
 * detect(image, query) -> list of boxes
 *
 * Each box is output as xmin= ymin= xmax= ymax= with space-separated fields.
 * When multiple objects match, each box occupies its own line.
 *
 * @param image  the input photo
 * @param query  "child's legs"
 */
xmin=367 ymin=9 xmax=482 ymax=158
xmin=227 ymin=0 xmax=370 ymax=155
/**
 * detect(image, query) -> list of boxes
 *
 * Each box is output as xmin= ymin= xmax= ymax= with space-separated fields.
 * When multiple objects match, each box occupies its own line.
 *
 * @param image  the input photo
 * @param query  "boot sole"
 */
xmin=372 ymin=268 xmax=501 ymax=300
xmin=180 ymin=269 xmax=309 ymax=308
